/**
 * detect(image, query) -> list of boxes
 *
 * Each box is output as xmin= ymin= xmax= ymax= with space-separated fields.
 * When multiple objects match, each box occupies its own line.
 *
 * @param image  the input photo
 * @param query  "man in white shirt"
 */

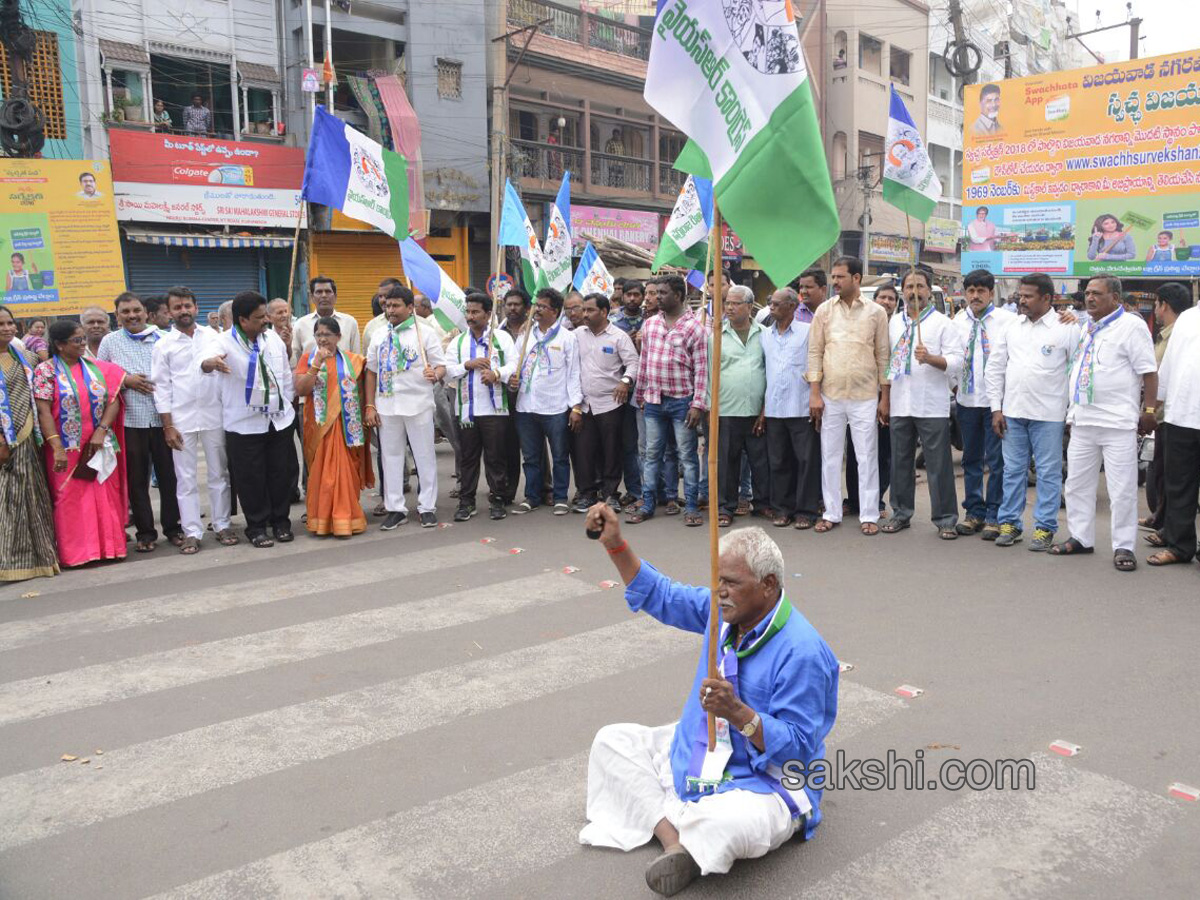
xmin=291 ymin=276 xmax=362 ymax=363
xmin=507 ymin=286 xmax=583 ymax=516
xmin=365 ymin=283 xmax=446 ymax=529
xmin=151 ymin=286 xmax=237 ymax=553
xmin=201 ymin=291 xmax=297 ymax=548
xmin=1148 ymin=297 xmax=1200 ymax=568
xmin=953 ymin=269 xmax=1017 ymax=539
xmin=444 ymin=292 xmax=516 ymax=522
xmin=415 ymin=289 xmax=463 ymax=497
xmin=576 ymin=291 xmax=639 ymax=511
xmin=882 ymin=267 xmax=964 ymax=538
xmin=1048 ymin=275 xmax=1157 ymax=571
xmin=360 ymin=277 xmax=403 ymax=513
xmin=986 ymin=273 xmax=1082 ymax=550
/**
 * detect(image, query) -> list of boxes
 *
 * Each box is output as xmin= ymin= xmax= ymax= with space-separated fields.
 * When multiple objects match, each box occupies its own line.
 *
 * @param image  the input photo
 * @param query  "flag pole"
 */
xmin=403 ymin=274 xmax=430 ymax=368
xmin=906 ymin=213 xmax=923 ymax=346
xmin=284 ymin=198 xmax=304 ymax=314
xmin=700 ymin=218 xmax=716 ymax=327
xmin=706 ymin=201 xmax=724 ymax=752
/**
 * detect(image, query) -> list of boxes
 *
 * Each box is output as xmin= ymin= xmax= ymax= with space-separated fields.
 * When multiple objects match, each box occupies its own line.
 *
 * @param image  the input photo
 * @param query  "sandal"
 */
xmin=880 ymin=518 xmax=910 ymax=534
xmin=814 ymin=519 xmax=839 ymax=533
xmin=1113 ymin=549 xmax=1137 ymax=572
xmin=249 ymin=534 xmax=275 ymax=548
xmin=167 ymin=533 xmax=185 ymax=548
xmin=1137 ymin=516 xmax=1158 ymax=529
xmin=939 ymin=527 xmax=958 ymax=540
xmin=1147 ymin=549 xmax=1188 ymax=566
xmin=625 ymin=507 xmax=653 ymax=525
xmin=793 ymin=517 xmax=815 ymax=530
xmin=1048 ymin=537 xmax=1094 ymax=556
xmin=860 ymin=522 xmax=879 ymax=536
xmin=772 ymin=515 xmax=793 ymax=528
xmin=663 ymin=500 xmax=681 ymax=516
xmin=683 ymin=511 xmax=704 ymax=527
xmin=734 ymin=500 xmax=751 ymax=517
xmin=135 ymin=540 xmax=156 ymax=553
xmin=179 ymin=536 xmax=200 ymax=555
xmin=215 ymin=528 xmax=240 ymax=546
xmin=1143 ymin=531 xmax=1167 ymax=548
xmin=718 ymin=514 xmax=733 ymax=528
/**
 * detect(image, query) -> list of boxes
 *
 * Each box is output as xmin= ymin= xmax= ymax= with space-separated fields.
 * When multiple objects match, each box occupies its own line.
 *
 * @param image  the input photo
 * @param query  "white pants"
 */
xmin=173 ymin=428 xmax=231 ymax=539
xmin=578 ymin=723 xmax=796 ymax=876
xmin=379 ymin=409 xmax=438 ymax=515
xmin=820 ymin=397 xmax=880 ymax=524
xmin=1065 ymin=424 xmax=1138 ymax=552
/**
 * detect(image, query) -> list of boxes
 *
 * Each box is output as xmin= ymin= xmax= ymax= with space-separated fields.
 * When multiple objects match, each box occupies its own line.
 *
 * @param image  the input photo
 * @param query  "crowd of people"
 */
xmin=1 ymin=259 xmax=1198 ymax=581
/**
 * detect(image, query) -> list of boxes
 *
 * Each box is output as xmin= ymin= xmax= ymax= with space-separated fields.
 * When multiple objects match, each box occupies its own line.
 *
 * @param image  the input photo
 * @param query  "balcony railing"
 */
xmin=509 ymin=138 xmax=585 ymax=182
xmin=590 ymin=149 xmax=652 ymax=193
xmin=658 ymin=163 xmax=686 ymax=195
xmin=508 ymin=0 xmax=651 ymax=63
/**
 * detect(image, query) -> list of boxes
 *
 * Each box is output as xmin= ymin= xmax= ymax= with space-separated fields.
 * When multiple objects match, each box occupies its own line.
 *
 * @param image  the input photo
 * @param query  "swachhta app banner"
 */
xmin=961 ymin=48 xmax=1200 ymax=278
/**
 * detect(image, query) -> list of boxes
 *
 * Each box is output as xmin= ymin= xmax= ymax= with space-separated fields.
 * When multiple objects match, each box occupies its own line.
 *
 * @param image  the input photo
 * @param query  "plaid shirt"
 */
xmin=635 ymin=310 xmax=708 ymax=410
xmin=97 ymin=327 xmax=164 ymax=428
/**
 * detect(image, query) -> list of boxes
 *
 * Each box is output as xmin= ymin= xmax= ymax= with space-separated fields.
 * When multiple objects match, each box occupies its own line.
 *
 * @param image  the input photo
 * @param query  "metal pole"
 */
xmin=324 ymin=0 xmax=334 ymax=112
xmin=1129 ymin=18 xmax=1142 ymax=60
xmin=305 ymin=0 xmax=315 ymax=123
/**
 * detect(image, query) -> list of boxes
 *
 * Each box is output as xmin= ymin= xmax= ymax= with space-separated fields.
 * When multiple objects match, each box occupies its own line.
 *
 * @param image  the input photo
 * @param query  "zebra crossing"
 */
xmin=0 ymin=529 xmax=1190 ymax=899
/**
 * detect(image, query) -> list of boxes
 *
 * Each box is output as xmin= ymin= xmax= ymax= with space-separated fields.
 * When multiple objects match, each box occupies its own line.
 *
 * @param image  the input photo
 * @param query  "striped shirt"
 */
xmin=97 ymin=327 xmax=164 ymax=428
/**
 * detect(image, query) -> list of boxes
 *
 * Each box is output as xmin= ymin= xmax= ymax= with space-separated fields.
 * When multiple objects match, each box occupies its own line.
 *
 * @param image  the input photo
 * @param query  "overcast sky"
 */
xmin=1070 ymin=0 xmax=1200 ymax=63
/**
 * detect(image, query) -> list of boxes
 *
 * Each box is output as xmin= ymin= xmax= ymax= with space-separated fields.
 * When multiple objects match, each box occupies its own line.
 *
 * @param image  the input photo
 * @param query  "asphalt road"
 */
xmin=1 ymin=445 xmax=1197 ymax=899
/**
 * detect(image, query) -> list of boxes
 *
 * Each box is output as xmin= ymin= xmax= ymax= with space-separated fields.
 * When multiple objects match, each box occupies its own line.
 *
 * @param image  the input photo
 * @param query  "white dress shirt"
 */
xmin=953 ymin=304 xmax=1017 ymax=408
xmin=514 ymin=321 xmax=583 ymax=415
xmin=1066 ymin=310 xmax=1157 ymax=430
xmin=291 ymin=310 xmax=362 ymax=362
xmin=366 ymin=319 xmax=447 ymax=418
xmin=760 ymin=317 xmax=812 ymax=418
xmin=150 ymin=324 xmax=223 ymax=433
xmin=576 ymin=323 xmax=639 ymax=415
xmin=986 ymin=313 xmax=1082 ymax=422
xmin=445 ymin=327 xmax=517 ymax=419
xmin=211 ymin=328 xmax=296 ymax=434
xmin=888 ymin=308 xmax=963 ymax=419
xmin=1156 ymin=305 xmax=1200 ymax=430
xmin=361 ymin=313 xmax=388 ymax=354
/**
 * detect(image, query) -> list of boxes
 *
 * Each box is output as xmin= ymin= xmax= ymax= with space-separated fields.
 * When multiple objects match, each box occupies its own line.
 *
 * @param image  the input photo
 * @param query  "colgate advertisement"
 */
xmin=109 ymin=130 xmax=305 ymax=226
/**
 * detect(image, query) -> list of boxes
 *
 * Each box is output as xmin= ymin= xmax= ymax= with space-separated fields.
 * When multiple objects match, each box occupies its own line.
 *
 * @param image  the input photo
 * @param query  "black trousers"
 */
xmin=578 ymin=407 xmax=624 ymax=500
xmin=718 ymin=416 xmax=769 ymax=516
xmin=458 ymin=416 xmax=509 ymax=507
xmin=766 ymin=417 xmax=821 ymax=519
xmin=847 ymin=423 xmax=891 ymax=514
xmin=226 ymin=422 xmax=294 ymax=538
xmin=1162 ymin=422 xmax=1200 ymax=561
xmin=125 ymin=426 xmax=180 ymax=543
xmin=503 ymin=387 xmax=521 ymax=503
xmin=1144 ymin=422 xmax=1166 ymax=528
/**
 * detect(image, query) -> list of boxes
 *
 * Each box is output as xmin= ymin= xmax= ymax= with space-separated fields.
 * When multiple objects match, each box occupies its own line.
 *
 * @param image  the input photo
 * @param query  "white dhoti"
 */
xmin=578 ymin=722 xmax=798 ymax=876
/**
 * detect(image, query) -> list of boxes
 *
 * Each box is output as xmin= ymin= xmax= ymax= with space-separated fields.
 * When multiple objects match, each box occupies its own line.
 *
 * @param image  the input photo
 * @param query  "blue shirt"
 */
xmin=760 ymin=317 xmax=812 ymax=418
xmin=625 ymin=561 xmax=839 ymax=840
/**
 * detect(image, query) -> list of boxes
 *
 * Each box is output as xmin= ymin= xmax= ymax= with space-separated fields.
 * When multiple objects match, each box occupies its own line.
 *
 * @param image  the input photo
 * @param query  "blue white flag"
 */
xmin=573 ymin=241 xmax=613 ymax=298
xmin=400 ymin=237 xmax=468 ymax=334
xmin=498 ymin=179 xmax=547 ymax=292
xmin=883 ymin=85 xmax=942 ymax=222
xmin=652 ymin=174 xmax=713 ymax=272
xmin=543 ymin=172 xmax=573 ymax=292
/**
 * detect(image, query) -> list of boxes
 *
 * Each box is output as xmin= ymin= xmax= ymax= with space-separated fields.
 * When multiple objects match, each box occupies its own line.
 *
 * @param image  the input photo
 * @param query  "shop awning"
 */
xmin=122 ymin=228 xmax=294 ymax=249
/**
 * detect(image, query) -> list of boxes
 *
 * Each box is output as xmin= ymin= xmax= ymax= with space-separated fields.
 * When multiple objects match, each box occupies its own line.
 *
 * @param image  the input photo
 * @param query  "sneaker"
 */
xmin=489 ymin=504 xmax=507 ymax=520
xmin=605 ymin=495 xmax=623 ymax=511
xmin=381 ymin=512 xmax=407 ymax=530
xmin=420 ymin=512 xmax=438 ymax=528
xmin=572 ymin=495 xmax=594 ymax=514
xmin=453 ymin=505 xmax=476 ymax=522
xmin=512 ymin=501 xmax=536 ymax=515
xmin=956 ymin=516 xmax=984 ymax=536
xmin=1029 ymin=527 xmax=1055 ymax=551
xmin=980 ymin=522 xmax=1001 ymax=541
xmin=994 ymin=523 xmax=1022 ymax=547
xmin=553 ymin=502 xmax=570 ymax=516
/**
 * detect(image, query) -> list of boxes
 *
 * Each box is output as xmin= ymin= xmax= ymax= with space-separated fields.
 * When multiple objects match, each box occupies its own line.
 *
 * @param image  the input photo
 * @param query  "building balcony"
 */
xmin=507 ymin=0 xmax=651 ymax=76
xmin=509 ymin=138 xmax=683 ymax=209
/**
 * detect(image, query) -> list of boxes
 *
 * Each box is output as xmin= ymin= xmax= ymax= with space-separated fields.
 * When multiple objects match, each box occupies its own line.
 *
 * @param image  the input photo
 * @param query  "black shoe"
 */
xmin=273 ymin=529 xmax=295 ymax=543
xmin=454 ymin=505 xmax=476 ymax=522
xmin=572 ymin=495 xmax=595 ymax=514
xmin=420 ymin=512 xmax=438 ymax=528
xmin=489 ymin=504 xmax=507 ymax=520
xmin=381 ymin=512 xmax=407 ymax=530
xmin=605 ymin=495 xmax=623 ymax=511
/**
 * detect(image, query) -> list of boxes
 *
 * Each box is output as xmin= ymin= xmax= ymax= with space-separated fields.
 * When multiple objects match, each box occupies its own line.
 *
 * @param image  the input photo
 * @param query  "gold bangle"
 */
xmin=365 ymin=404 xmax=377 ymax=411
xmin=45 ymin=434 xmax=61 ymax=444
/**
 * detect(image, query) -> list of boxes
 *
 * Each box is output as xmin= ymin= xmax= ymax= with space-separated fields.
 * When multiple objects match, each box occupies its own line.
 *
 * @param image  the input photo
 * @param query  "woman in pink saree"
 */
xmin=33 ymin=320 xmax=128 ymax=567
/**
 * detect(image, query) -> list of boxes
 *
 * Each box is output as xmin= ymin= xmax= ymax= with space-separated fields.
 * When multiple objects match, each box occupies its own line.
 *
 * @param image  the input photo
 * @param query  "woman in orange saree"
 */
xmin=294 ymin=316 xmax=373 ymax=537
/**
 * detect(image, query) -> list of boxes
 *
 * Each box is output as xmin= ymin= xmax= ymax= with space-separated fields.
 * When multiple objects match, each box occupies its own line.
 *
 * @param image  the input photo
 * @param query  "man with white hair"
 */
xmin=579 ymin=506 xmax=839 ymax=896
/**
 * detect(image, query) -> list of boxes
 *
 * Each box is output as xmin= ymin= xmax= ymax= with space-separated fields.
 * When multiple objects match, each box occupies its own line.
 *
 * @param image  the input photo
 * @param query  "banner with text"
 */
xmin=0 ymin=159 xmax=125 ymax=317
xmin=962 ymin=48 xmax=1200 ymax=278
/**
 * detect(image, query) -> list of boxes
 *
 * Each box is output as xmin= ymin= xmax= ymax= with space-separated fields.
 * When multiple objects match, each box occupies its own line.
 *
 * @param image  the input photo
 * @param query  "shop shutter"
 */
xmin=124 ymin=242 xmax=262 ymax=317
xmin=308 ymin=233 xmax=405 ymax=337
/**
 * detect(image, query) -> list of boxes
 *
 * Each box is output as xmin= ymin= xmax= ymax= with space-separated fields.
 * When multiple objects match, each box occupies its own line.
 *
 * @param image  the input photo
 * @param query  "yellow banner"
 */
xmin=0 ymin=159 xmax=126 ymax=317
xmin=962 ymin=49 xmax=1200 ymax=279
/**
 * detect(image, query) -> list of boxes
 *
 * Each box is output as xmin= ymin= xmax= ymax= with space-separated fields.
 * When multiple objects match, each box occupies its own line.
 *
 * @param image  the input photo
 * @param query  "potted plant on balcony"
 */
xmin=119 ymin=96 xmax=145 ymax=122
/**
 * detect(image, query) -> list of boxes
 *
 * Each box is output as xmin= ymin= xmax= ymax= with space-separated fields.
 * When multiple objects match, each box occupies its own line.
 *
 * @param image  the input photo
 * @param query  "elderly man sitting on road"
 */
xmin=578 ymin=505 xmax=839 ymax=896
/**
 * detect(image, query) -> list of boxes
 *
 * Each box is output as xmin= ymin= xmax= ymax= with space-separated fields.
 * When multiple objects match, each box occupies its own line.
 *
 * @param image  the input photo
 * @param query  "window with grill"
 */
xmin=436 ymin=59 xmax=462 ymax=100
xmin=0 ymin=31 xmax=66 ymax=140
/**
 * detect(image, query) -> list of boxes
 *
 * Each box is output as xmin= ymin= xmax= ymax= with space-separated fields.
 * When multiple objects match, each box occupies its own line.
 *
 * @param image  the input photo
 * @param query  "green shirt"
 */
xmin=708 ymin=319 xmax=766 ymax=417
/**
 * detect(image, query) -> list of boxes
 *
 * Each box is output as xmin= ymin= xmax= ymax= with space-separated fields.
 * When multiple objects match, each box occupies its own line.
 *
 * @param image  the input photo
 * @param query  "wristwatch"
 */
xmin=620 ymin=375 xmax=633 ymax=386
xmin=740 ymin=712 xmax=760 ymax=738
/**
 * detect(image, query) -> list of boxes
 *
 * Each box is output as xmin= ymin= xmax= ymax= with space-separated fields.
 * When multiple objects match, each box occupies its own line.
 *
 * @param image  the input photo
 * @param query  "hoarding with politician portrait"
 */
xmin=961 ymin=48 xmax=1200 ymax=279
xmin=0 ymin=159 xmax=126 ymax=317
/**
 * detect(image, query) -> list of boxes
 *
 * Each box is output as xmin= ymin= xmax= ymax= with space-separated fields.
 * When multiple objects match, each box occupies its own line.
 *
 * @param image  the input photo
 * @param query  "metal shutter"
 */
xmin=308 ymin=233 xmax=405 ymax=335
xmin=123 ymin=242 xmax=264 ymax=317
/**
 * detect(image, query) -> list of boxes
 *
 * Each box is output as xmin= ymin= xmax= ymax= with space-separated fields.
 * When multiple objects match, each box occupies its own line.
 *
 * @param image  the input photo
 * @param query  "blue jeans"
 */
xmin=643 ymin=397 xmax=700 ymax=514
xmin=621 ymin=403 xmax=643 ymax=499
xmin=997 ymin=417 xmax=1064 ymax=533
xmin=514 ymin=411 xmax=571 ymax=505
xmin=958 ymin=402 xmax=1005 ymax=522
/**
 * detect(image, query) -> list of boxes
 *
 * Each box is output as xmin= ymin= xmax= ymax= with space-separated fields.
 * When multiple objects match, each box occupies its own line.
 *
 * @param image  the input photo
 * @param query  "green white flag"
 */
xmin=651 ymin=174 xmax=715 ymax=273
xmin=882 ymin=85 xmax=941 ymax=222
